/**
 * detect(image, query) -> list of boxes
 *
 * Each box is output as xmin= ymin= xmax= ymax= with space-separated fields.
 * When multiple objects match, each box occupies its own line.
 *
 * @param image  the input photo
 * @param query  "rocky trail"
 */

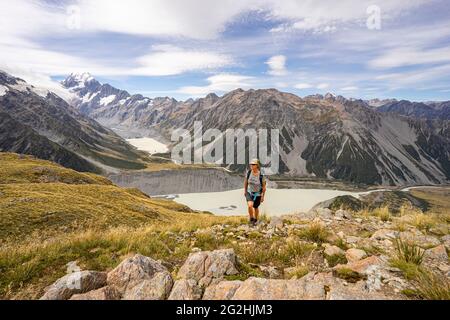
xmin=41 ymin=207 xmax=449 ymax=300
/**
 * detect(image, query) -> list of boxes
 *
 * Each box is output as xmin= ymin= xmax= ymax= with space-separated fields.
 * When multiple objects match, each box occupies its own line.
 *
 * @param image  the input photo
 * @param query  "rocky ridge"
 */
xmin=41 ymin=207 xmax=449 ymax=300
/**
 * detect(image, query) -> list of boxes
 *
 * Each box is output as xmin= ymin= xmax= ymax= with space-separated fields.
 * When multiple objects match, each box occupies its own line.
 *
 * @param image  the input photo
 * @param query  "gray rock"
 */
xmin=269 ymin=217 xmax=284 ymax=229
xmin=69 ymin=286 xmax=121 ymax=300
xmin=371 ymin=229 xmax=399 ymax=241
xmin=123 ymin=272 xmax=173 ymax=300
xmin=424 ymin=245 xmax=448 ymax=263
xmin=345 ymin=249 xmax=368 ymax=263
xmin=324 ymin=245 xmax=345 ymax=257
xmin=335 ymin=209 xmax=352 ymax=220
xmin=203 ymin=281 xmax=243 ymax=300
xmin=168 ymin=279 xmax=203 ymax=300
xmin=177 ymin=249 xmax=238 ymax=287
xmin=107 ymin=254 xmax=169 ymax=294
xmin=41 ymin=271 xmax=107 ymax=300
xmin=231 ymin=277 xmax=325 ymax=300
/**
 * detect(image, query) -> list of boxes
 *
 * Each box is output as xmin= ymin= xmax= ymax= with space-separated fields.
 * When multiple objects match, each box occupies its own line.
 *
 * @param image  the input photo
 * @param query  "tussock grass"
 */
xmin=394 ymin=238 xmax=425 ymax=265
xmin=284 ymin=266 xmax=309 ymax=279
xmin=326 ymin=254 xmax=347 ymax=267
xmin=333 ymin=268 xmax=365 ymax=283
xmin=298 ymin=222 xmax=329 ymax=244
xmin=372 ymin=206 xmax=391 ymax=222
xmin=413 ymin=271 xmax=450 ymax=300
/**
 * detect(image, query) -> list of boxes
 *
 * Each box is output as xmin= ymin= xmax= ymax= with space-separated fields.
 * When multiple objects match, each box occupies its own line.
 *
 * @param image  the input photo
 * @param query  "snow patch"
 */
xmin=336 ymin=136 xmax=349 ymax=160
xmin=100 ymin=95 xmax=116 ymax=106
xmin=127 ymin=137 xmax=169 ymax=155
xmin=82 ymin=92 xmax=99 ymax=103
xmin=0 ymin=85 xmax=8 ymax=96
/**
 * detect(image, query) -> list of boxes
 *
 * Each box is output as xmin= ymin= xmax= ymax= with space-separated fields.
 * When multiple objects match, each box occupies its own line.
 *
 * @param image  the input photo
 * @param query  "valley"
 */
xmin=0 ymin=70 xmax=449 ymax=301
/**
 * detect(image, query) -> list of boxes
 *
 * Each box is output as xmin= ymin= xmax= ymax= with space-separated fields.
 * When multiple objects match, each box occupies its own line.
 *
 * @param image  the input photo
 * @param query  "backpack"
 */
xmin=246 ymin=170 xmax=264 ymax=193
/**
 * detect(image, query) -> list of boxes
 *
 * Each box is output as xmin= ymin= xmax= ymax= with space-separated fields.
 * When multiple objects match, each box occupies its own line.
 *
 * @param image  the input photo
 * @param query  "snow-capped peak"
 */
xmin=70 ymin=72 xmax=94 ymax=83
xmin=62 ymin=72 xmax=98 ymax=90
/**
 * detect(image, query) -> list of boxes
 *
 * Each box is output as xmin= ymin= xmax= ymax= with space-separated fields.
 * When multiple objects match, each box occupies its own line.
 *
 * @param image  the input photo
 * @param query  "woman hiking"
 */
xmin=244 ymin=159 xmax=266 ymax=226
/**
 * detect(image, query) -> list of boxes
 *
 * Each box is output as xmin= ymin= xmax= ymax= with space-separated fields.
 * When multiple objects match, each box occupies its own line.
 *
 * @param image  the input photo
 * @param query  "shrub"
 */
xmin=394 ymin=238 xmax=425 ymax=265
xmin=326 ymin=254 xmax=347 ymax=267
xmin=333 ymin=268 xmax=365 ymax=283
xmin=299 ymin=222 xmax=329 ymax=244
xmin=413 ymin=271 xmax=450 ymax=300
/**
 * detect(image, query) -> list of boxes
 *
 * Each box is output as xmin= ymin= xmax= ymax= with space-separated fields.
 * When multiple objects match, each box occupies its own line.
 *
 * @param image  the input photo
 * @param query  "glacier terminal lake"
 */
xmin=171 ymin=188 xmax=372 ymax=216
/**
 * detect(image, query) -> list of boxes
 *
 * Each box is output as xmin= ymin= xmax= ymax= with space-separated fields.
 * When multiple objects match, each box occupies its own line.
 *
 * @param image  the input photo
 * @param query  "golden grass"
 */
xmin=0 ymin=182 xmax=207 ymax=243
xmin=0 ymin=214 xmax=244 ymax=299
xmin=0 ymin=153 xmax=111 ymax=185
xmin=410 ymin=188 xmax=450 ymax=215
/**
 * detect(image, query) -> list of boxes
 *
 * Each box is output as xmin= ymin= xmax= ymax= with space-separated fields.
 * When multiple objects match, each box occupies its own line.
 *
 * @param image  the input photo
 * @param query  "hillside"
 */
xmin=0 ymin=153 xmax=449 ymax=300
xmin=0 ymin=153 xmax=237 ymax=244
xmin=0 ymin=71 xmax=148 ymax=173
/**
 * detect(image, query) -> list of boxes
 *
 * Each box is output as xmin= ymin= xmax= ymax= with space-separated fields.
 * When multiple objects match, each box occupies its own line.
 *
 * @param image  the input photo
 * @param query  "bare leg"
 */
xmin=254 ymin=208 xmax=259 ymax=221
xmin=247 ymin=201 xmax=255 ymax=220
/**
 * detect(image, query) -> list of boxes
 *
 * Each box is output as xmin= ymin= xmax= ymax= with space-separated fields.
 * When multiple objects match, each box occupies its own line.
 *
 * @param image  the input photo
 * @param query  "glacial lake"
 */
xmin=170 ymin=188 xmax=372 ymax=217
xmin=122 ymin=137 xmax=395 ymax=217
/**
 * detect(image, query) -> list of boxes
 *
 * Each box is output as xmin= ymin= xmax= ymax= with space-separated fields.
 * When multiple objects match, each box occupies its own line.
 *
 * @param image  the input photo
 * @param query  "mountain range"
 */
xmin=1 ymin=70 xmax=449 ymax=186
xmin=0 ymin=71 xmax=147 ymax=173
xmin=60 ymin=73 xmax=450 ymax=186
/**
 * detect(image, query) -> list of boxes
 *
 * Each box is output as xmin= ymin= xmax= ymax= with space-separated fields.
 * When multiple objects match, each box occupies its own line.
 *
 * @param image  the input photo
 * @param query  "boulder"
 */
xmin=314 ymin=208 xmax=333 ymax=219
xmin=371 ymin=229 xmax=399 ymax=241
xmin=69 ymin=286 xmax=121 ymax=300
xmin=41 ymin=271 xmax=107 ymax=300
xmin=346 ymin=236 xmax=362 ymax=245
xmin=177 ymin=249 xmax=238 ymax=287
xmin=107 ymin=254 xmax=170 ymax=295
xmin=441 ymin=235 xmax=450 ymax=250
xmin=203 ymin=281 xmax=243 ymax=300
xmin=123 ymin=272 xmax=173 ymax=300
xmin=335 ymin=209 xmax=352 ymax=220
xmin=168 ymin=279 xmax=203 ymax=300
xmin=259 ymin=265 xmax=282 ymax=279
xmin=399 ymin=231 xmax=441 ymax=248
xmin=269 ymin=217 xmax=283 ymax=229
xmin=424 ymin=245 xmax=448 ymax=263
xmin=231 ymin=276 xmax=325 ymax=300
xmin=324 ymin=245 xmax=345 ymax=257
xmin=345 ymin=249 xmax=367 ymax=263
xmin=334 ymin=256 xmax=386 ymax=276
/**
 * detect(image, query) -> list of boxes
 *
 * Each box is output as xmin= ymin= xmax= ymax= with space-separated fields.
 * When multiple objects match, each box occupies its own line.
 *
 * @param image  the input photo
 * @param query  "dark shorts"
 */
xmin=246 ymin=192 xmax=262 ymax=209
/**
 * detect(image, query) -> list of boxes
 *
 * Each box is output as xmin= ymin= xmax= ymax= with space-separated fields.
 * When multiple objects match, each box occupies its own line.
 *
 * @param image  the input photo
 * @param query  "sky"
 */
xmin=1 ymin=0 xmax=450 ymax=101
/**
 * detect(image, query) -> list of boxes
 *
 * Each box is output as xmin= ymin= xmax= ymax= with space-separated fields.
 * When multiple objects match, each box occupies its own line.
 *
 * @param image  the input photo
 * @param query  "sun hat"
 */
xmin=250 ymin=159 xmax=260 ymax=165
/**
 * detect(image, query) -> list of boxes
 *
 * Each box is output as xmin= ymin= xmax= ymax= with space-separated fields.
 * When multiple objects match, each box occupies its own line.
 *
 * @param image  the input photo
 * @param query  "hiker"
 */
xmin=244 ymin=159 xmax=266 ymax=226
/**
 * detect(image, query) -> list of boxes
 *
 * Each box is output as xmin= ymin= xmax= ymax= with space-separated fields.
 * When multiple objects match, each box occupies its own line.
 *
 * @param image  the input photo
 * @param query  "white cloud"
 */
xmin=369 ymin=46 xmax=450 ymax=69
xmin=267 ymin=0 xmax=429 ymax=33
xmin=266 ymin=55 xmax=287 ymax=76
xmin=294 ymin=83 xmax=313 ymax=89
xmin=317 ymin=83 xmax=330 ymax=90
xmin=77 ymin=0 xmax=254 ymax=40
xmin=178 ymin=74 xmax=254 ymax=96
xmin=341 ymin=86 xmax=358 ymax=91
xmin=134 ymin=45 xmax=233 ymax=76
xmin=375 ymin=64 xmax=450 ymax=88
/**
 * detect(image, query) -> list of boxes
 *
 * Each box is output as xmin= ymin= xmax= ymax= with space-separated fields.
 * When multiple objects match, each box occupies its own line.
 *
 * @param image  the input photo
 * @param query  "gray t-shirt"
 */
xmin=247 ymin=172 xmax=265 ymax=193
